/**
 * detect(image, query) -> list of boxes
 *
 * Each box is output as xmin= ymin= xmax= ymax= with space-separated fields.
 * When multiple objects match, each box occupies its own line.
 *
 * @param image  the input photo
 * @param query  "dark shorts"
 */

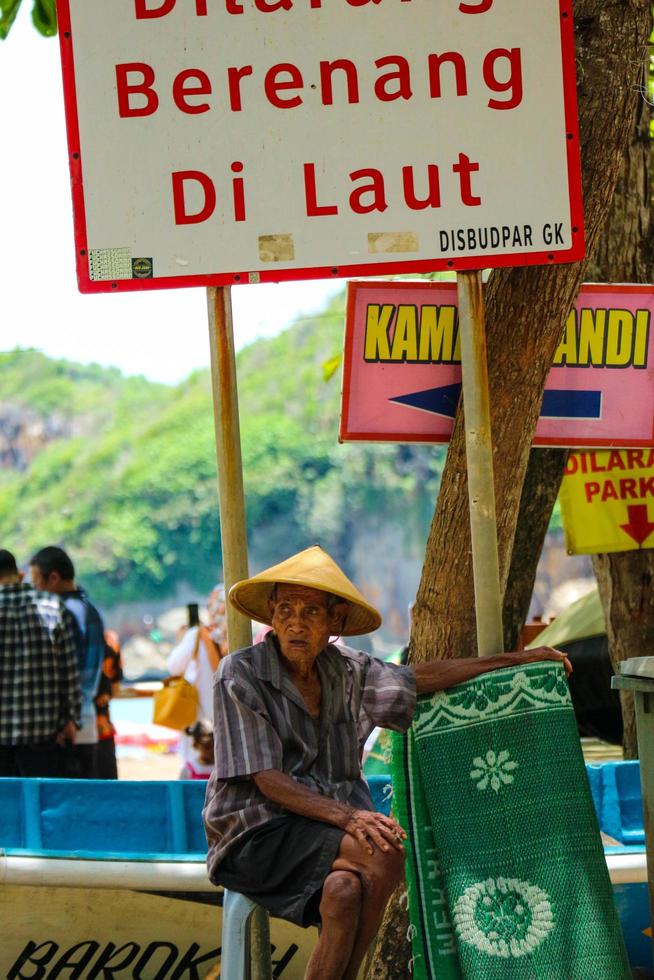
xmin=213 ymin=815 xmax=345 ymax=927
xmin=0 ymin=742 xmax=67 ymax=778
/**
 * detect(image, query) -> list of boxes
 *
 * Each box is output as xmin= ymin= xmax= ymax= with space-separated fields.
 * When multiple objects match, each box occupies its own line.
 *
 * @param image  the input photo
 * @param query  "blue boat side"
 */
xmin=0 ymin=778 xmax=208 ymax=861
xmin=0 ymin=763 xmax=645 ymax=857
xmin=0 ymin=763 xmax=649 ymax=971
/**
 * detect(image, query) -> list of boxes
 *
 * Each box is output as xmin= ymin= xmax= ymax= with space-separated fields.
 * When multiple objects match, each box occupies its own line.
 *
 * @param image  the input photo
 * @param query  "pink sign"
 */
xmin=340 ymin=281 xmax=654 ymax=448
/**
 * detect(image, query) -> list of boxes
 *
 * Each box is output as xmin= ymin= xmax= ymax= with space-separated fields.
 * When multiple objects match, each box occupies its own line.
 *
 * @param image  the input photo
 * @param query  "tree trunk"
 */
xmin=409 ymin=0 xmax=650 ymax=668
xmin=585 ymin=51 xmax=654 ymax=760
xmin=502 ymin=448 xmax=569 ymax=651
xmin=592 ymin=552 xmax=654 ymax=758
xmin=363 ymin=882 xmax=410 ymax=980
xmin=585 ymin=75 xmax=654 ymax=284
xmin=504 ymin=25 xmax=654 ymax=712
xmin=369 ymin=2 xmax=652 ymax=974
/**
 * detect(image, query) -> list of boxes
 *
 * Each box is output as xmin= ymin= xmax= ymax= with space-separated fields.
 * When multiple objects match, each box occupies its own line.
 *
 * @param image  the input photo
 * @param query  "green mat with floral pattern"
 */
xmin=391 ymin=661 xmax=631 ymax=978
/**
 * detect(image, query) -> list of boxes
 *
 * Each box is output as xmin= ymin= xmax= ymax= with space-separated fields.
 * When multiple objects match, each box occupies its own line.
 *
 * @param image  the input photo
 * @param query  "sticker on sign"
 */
xmin=56 ymin=0 xmax=584 ymax=291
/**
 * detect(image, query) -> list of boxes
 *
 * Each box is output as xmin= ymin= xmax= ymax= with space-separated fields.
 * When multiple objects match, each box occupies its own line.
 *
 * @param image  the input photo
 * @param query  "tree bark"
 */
xmin=409 ymin=0 xmax=651 ymax=668
xmin=585 ymin=73 xmax=654 ymax=284
xmin=369 ymin=2 xmax=652 ymax=974
xmin=592 ymin=552 xmax=654 ymax=758
xmin=586 ymin=61 xmax=653 ymax=759
xmin=502 ymin=448 xmax=569 ymax=651
xmin=363 ymin=882 xmax=410 ymax=980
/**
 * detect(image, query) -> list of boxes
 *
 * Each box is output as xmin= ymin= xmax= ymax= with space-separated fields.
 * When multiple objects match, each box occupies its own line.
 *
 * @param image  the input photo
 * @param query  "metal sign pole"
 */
xmin=206 ymin=285 xmax=252 ymax=653
xmin=457 ymin=270 xmax=504 ymax=657
xmin=207 ymin=286 xmax=271 ymax=980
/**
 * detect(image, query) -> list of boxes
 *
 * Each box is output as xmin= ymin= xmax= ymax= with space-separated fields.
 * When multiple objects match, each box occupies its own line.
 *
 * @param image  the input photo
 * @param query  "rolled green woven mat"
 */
xmin=393 ymin=661 xmax=631 ymax=979
xmin=391 ymin=728 xmax=461 ymax=980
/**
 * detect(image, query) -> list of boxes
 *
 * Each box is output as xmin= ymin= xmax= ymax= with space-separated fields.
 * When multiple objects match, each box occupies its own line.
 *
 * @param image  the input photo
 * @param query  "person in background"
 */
xmin=180 ymin=720 xmax=215 ymax=779
xmin=206 ymin=583 xmax=228 ymax=658
xmin=0 ymin=549 xmax=81 ymax=777
xmin=94 ymin=629 xmax=124 ymax=779
xmin=167 ymin=585 xmax=226 ymax=778
xmin=30 ymin=546 xmax=105 ymax=779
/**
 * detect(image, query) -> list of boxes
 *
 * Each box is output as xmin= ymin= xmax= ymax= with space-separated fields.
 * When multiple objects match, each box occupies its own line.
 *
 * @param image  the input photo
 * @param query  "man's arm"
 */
xmin=412 ymin=646 xmax=572 ymax=695
xmin=56 ymin=719 xmax=78 ymax=746
xmin=253 ymin=769 xmax=406 ymax=856
xmin=167 ymin=626 xmax=198 ymax=676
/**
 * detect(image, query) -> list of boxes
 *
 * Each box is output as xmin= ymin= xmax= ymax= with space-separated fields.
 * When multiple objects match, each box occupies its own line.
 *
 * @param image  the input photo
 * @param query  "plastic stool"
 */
xmin=221 ymin=889 xmax=272 ymax=980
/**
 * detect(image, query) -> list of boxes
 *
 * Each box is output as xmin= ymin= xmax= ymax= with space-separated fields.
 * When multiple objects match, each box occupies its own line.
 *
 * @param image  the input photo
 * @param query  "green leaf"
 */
xmin=31 ymin=0 xmax=56 ymax=35
xmin=322 ymin=353 xmax=342 ymax=383
xmin=0 ymin=295 xmax=448 ymax=611
xmin=0 ymin=0 xmax=23 ymax=40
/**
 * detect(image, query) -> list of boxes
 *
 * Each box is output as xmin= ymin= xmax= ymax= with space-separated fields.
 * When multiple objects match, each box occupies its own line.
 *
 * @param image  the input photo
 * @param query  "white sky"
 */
xmin=0 ymin=7 xmax=344 ymax=384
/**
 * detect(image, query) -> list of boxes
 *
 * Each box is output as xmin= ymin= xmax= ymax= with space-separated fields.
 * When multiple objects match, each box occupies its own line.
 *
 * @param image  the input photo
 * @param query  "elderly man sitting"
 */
xmin=203 ymin=546 xmax=570 ymax=980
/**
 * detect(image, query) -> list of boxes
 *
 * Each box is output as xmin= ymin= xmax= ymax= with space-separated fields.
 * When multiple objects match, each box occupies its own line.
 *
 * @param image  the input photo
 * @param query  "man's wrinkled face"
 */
xmin=269 ymin=584 xmax=343 ymax=665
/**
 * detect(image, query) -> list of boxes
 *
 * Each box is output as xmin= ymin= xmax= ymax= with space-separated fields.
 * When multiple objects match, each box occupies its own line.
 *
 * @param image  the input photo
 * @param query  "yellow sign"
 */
xmin=560 ymin=450 xmax=654 ymax=554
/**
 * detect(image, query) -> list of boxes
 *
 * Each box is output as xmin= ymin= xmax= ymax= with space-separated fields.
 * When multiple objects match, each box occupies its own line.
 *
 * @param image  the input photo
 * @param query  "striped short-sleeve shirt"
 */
xmin=203 ymin=634 xmax=416 ymax=876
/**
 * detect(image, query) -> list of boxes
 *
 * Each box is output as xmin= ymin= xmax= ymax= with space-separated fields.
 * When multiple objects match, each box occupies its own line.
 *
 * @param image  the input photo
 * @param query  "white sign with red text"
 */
xmin=56 ymin=0 xmax=584 ymax=292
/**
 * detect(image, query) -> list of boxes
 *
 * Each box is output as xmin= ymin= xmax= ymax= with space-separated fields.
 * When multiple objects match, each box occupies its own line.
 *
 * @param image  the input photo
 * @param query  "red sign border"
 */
xmin=56 ymin=0 xmax=585 ymax=294
xmin=340 ymin=281 xmax=654 ymax=450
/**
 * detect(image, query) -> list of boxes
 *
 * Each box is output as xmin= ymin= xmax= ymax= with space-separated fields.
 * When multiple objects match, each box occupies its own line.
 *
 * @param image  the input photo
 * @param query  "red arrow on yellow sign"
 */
xmin=619 ymin=504 xmax=654 ymax=546
xmin=560 ymin=450 xmax=654 ymax=554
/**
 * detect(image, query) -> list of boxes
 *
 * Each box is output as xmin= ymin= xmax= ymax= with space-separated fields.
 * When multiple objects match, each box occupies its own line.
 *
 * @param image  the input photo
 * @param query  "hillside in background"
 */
xmin=0 ymin=292 xmax=448 ymax=642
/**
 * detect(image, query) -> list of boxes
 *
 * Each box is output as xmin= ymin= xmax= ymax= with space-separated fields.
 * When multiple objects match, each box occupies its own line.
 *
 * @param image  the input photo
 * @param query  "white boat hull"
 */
xmin=1 ymin=880 xmax=315 ymax=979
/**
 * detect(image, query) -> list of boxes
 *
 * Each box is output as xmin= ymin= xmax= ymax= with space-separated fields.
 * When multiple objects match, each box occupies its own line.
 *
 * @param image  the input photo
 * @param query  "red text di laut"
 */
xmin=117 ymin=0 xmax=510 ymax=225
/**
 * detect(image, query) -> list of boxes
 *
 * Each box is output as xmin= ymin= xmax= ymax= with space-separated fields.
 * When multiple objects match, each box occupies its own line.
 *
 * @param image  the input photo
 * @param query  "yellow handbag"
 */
xmin=152 ymin=630 xmax=200 ymax=730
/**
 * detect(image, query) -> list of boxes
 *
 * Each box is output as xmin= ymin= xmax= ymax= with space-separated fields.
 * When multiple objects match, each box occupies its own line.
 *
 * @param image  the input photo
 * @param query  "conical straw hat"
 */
xmin=228 ymin=545 xmax=381 ymax=636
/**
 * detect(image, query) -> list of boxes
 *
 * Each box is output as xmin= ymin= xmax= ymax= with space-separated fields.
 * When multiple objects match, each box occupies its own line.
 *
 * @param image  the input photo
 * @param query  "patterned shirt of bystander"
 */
xmin=203 ymin=633 xmax=416 ymax=879
xmin=0 ymin=583 xmax=81 ymax=745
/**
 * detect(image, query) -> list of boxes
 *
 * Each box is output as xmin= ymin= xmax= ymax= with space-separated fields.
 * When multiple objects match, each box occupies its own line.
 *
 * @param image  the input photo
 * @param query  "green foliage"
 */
xmin=0 ymin=0 xmax=55 ymax=39
xmin=0 ymin=292 xmax=446 ymax=608
xmin=322 ymin=353 xmax=342 ymax=383
xmin=0 ymin=0 xmax=21 ymax=39
xmin=548 ymin=498 xmax=564 ymax=535
xmin=31 ymin=0 xmax=55 ymax=35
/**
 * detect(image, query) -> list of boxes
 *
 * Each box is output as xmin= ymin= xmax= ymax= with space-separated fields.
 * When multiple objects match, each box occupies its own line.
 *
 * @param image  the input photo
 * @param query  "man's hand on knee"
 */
xmin=343 ymin=809 xmax=406 ymax=856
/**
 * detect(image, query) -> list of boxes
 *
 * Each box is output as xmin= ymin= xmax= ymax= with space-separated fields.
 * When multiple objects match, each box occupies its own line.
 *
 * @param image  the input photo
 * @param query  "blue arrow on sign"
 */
xmin=540 ymin=389 xmax=602 ymax=419
xmin=390 ymin=383 xmax=462 ymax=418
xmin=390 ymin=385 xmax=602 ymax=420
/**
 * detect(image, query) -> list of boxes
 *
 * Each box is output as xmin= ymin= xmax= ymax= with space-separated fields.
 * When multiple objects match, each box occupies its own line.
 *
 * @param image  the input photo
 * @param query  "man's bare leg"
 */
xmin=304 ymin=870 xmax=362 ymax=980
xmin=330 ymin=834 xmax=405 ymax=980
